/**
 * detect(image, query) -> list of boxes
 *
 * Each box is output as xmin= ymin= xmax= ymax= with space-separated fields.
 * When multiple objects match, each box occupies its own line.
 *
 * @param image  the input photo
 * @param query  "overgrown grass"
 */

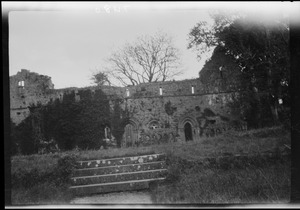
xmin=148 ymin=126 xmax=291 ymax=204
xmin=10 ymin=126 xmax=290 ymax=205
xmin=151 ymin=154 xmax=290 ymax=204
xmin=11 ymin=154 xmax=77 ymax=205
xmin=12 ymin=184 xmax=73 ymax=205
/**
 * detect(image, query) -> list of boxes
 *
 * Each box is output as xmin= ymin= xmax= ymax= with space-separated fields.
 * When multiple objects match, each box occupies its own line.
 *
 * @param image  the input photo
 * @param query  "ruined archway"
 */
xmin=122 ymin=119 xmax=139 ymax=147
xmin=184 ymin=122 xmax=193 ymax=141
xmin=178 ymin=115 xmax=200 ymax=142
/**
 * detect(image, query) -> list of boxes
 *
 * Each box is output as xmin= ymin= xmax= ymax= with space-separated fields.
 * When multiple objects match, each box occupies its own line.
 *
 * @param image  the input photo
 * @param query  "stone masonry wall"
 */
xmin=10 ymin=69 xmax=246 ymax=146
xmin=120 ymin=91 xmax=245 ymax=146
xmin=125 ymin=78 xmax=241 ymax=99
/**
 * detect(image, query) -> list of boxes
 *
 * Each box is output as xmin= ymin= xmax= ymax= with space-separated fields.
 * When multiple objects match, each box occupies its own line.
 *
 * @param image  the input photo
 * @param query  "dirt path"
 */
xmin=70 ymin=190 xmax=153 ymax=205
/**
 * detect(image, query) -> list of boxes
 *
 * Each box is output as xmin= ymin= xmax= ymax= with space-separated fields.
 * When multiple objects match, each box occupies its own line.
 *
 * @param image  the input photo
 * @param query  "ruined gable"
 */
xmin=10 ymin=69 xmax=55 ymax=125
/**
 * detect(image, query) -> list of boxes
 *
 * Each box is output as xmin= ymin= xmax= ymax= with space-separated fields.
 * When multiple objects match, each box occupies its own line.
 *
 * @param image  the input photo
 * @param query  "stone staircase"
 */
xmin=69 ymin=153 xmax=167 ymax=195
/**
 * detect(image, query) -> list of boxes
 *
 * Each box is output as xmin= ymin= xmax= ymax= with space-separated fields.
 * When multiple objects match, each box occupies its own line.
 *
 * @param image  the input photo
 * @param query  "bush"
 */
xmin=53 ymin=154 xmax=78 ymax=186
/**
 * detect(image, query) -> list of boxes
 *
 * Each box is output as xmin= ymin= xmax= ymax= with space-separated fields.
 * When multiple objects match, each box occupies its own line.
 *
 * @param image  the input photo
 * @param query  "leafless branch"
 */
xmin=104 ymin=32 xmax=181 ymax=86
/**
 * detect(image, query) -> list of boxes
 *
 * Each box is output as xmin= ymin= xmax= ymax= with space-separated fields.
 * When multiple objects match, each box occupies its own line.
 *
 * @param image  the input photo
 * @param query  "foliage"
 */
xmin=188 ymin=11 xmax=290 ymax=127
xmin=227 ymin=91 xmax=274 ymax=128
xmin=11 ymin=88 xmax=113 ymax=154
xmin=54 ymin=154 xmax=77 ymax=186
xmin=10 ymin=120 xmax=20 ymax=156
xmin=76 ymin=89 xmax=111 ymax=149
xmin=199 ymin=46 xmax=243 ymax=88
xmin=105 ymin=32 xmax=182 ymax=86
xmin=13 ymin=118 xmax=36 ymax=155
xmin=111 ymin=99 xmax=129 ymax=148
xmin=164 ymin=101 xmax=176 ymax=116
xmin=91 ymin=71 xmax=111 ymax=86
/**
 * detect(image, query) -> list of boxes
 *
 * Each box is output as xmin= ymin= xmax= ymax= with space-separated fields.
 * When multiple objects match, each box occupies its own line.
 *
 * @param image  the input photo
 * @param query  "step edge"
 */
xmin=77 ymin=153 xmax=166 ymax=163
xmin=75 ymin=160 xmax=166 ymax=171
xmin=69 ymin=177 xmax=166 ymax=189
xmin=71 ymin=168 xmax=168 ymax=179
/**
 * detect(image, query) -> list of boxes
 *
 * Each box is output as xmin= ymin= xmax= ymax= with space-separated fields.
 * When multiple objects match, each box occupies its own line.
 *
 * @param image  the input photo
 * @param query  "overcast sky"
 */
xmin=7 ymin=2 xmax=298 ymax=89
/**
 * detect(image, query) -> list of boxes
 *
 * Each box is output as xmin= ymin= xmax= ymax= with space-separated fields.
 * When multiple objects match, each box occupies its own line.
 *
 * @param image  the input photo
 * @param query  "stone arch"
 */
xmin=178 ymin=116 xmax=200 ymax=142
xmin=122 ymin=118 xmax=139 ymax=147
xmin=184 ymin=122 xmax=193 ymax=141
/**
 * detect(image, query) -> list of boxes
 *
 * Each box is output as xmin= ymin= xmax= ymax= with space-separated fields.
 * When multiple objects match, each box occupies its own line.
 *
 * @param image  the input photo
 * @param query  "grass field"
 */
xmin=10 ymin=126 xmax=291 ymax=205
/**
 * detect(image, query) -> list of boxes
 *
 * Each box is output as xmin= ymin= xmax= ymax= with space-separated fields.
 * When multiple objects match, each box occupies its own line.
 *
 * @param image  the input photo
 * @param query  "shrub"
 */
xmin=53 ymin=154 xmax=78 ymax=186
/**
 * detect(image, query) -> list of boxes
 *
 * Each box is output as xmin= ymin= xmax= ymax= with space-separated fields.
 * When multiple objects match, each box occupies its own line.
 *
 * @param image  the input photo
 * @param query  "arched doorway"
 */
xmin=123 ymin=120 xmax=139 ymax=147
xmin=184 ymin=122 xmax=193 ymax=141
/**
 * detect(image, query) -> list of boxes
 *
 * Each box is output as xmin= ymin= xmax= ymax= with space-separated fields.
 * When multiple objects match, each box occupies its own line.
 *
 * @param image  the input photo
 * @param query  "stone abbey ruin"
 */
xmin=10 ymin=64 xmax=248 ymax=148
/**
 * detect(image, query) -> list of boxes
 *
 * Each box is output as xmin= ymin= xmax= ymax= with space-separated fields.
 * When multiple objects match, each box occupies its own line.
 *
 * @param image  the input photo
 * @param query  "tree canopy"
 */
xmin=188 ymin=11 xmax=290 ymax=126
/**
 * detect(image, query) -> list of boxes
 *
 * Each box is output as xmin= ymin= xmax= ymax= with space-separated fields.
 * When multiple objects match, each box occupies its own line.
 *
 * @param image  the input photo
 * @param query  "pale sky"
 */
xmin=7 ymin=2 xmax=298 ymax=89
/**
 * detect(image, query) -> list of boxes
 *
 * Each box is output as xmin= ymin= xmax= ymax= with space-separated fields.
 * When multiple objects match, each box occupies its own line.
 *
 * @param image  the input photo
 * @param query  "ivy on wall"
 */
xmin=111 ymin=99 xmax=130 ymax=148
xmin=11 ymin=89 xmax=120 ymax=155
xmin=165 ymin=101 xmax=177 ymax=116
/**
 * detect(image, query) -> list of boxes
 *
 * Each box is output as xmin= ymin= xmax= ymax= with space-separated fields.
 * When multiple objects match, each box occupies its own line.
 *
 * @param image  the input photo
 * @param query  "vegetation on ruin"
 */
xmin=188 ymin=11 xmax=290 ymax=127
xmin=10 ymin=89 xmax=132 ymax=155
xmin=10 ymin=126 xmax=290 ymax=205
xmin=91 ymin=71 xmax=111 ymax=86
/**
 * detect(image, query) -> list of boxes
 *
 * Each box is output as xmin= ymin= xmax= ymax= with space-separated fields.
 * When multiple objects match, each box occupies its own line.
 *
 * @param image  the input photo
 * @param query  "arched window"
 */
xmin=184 ymin=122 xmax=193 ymax=141
xmin=191 ymin=86 xmax=195 ymax=94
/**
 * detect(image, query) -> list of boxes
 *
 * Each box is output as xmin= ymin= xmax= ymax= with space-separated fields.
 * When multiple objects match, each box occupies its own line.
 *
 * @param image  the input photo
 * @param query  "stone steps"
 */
xmin=70 ymin=153 xmax=167 ymax=195
xmin=71 ymin=169 xmax=168 ymax=186
xmin=77 ymin=153 xmax=166 ymax=168
xmin=73 ymin=161 xmax=166 ymax=177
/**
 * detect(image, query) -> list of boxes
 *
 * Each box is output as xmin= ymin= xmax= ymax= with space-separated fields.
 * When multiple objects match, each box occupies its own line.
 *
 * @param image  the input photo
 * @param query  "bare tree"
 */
xmin=106 ymin=32 xmax=182 ymax=86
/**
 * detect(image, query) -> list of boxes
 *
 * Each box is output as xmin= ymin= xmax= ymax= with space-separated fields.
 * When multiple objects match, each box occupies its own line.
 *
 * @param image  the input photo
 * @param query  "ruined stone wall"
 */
xmin=125 ymin=77 xmax=241 ymax=99
xmin=9 ymin=69 xmax=124 ymax=125
xmin=116 ymin=76 xmax=245 ymax=146
xmin=10 ymin=69 xmax=246 ymax=146
xmin=120 ymin=91 xmax=245 ymax=146
xmin=10 ymin=69 xmax=56 ymax=124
